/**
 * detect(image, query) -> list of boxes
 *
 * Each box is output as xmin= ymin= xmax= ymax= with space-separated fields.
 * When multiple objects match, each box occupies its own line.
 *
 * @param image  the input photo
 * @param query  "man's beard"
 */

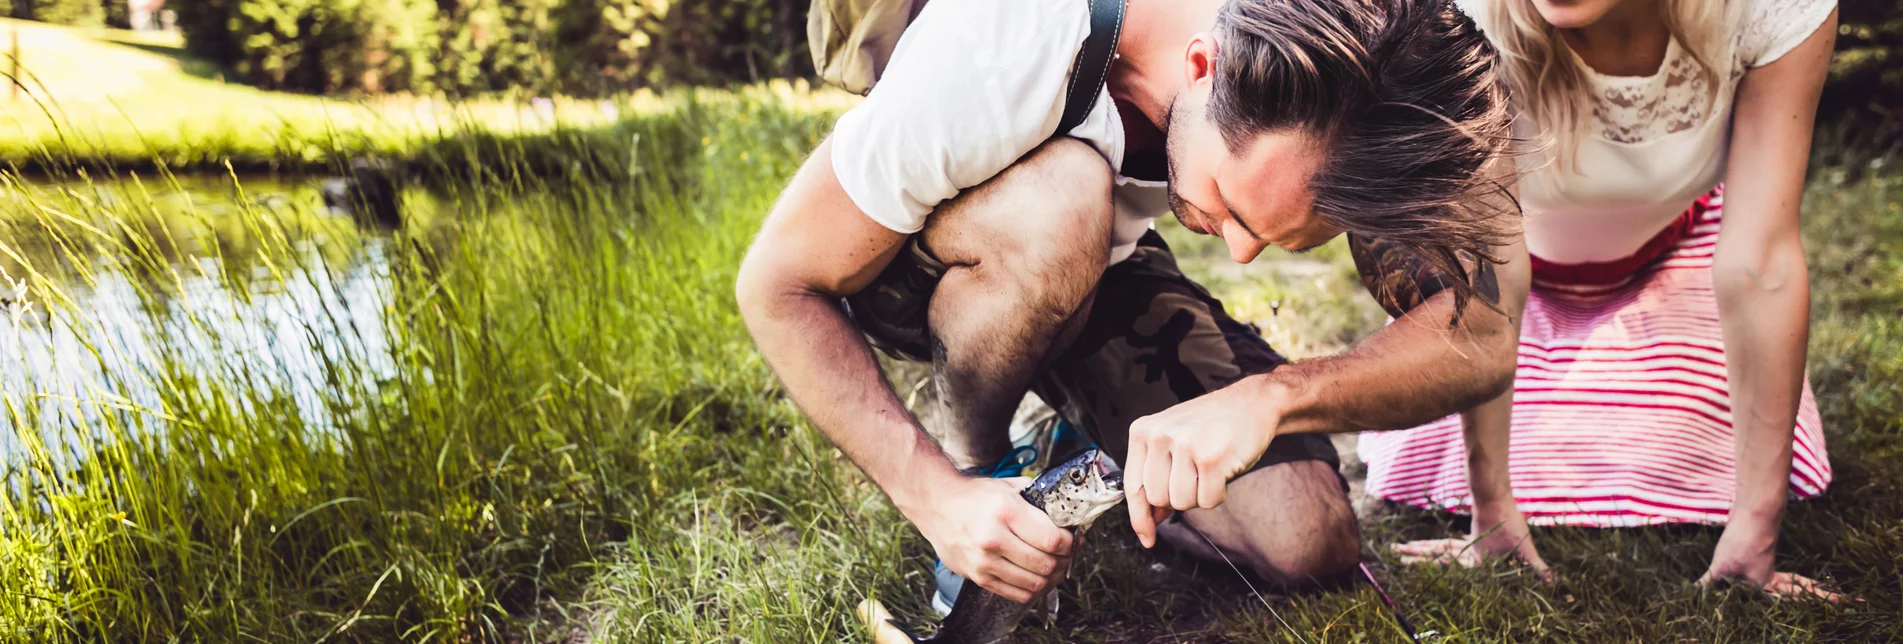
xmin=1162 ymin=98 xmax=1194 ymax=230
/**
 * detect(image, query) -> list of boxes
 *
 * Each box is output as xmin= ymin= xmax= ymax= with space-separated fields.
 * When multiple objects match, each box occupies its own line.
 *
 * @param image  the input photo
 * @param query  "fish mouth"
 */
xmin=1093 ymin=455 xmax=1124 ymax=491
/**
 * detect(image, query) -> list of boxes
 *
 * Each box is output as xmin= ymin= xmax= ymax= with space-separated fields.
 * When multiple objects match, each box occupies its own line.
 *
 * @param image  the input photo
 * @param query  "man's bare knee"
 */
xmin=1170 ymin=459 xmax=1361 ymax=590
xmin=910 ymin=139 xmax=1115 ymax=467
xmin=1255 ymin=503 xmax=1360 ymax=589
xmin=1248 ymin=462 xmax=1360 ymax=588
xmin=925 ymin=138 xmax=1114 ymax=280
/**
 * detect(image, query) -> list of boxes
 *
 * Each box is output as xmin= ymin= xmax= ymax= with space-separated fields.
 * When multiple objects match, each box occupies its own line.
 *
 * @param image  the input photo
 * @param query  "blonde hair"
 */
xmin=1475 ymin=0 xmax=1744 ymax=170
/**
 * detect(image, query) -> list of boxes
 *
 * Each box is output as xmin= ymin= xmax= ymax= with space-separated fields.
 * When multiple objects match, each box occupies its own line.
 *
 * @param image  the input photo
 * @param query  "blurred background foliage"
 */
xmin=6 ymin=0 xmax=1898 ymax=141
xmin=0 ymin=0 xmax=1895 ymax=149
xmin=1823 ymin=0 xmax=1903 ymax=164
xmin=165 ymin=0 xmax=812 ymax=96
xmin=7 ymin=0 xmax=106 ymax=27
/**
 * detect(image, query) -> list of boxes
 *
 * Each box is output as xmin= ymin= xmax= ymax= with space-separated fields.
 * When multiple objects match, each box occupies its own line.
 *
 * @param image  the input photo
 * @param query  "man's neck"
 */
xmin=1110 ymin=0 xmax=1224 ymax=130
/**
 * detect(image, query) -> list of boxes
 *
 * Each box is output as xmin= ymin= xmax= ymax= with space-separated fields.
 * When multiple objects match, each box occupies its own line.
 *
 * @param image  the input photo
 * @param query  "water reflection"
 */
xmin=1 ymin=176 xmax=401 ymax=460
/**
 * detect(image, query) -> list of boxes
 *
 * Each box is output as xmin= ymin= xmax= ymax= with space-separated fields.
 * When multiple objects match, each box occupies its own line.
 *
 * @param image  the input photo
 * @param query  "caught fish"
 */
xmin=861 ymin=449 xmax=1125 ymax=644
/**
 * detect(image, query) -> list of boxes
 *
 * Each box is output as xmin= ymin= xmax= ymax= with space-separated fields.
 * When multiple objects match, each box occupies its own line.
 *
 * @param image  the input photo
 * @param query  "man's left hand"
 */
xmin=1124 ymin=378 xmax=1281 ymax=548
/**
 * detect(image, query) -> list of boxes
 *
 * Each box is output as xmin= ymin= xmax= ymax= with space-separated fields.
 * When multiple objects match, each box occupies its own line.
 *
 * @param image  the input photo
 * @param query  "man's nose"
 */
xmin=1227 ymin=236 xmax=1266 ymax=264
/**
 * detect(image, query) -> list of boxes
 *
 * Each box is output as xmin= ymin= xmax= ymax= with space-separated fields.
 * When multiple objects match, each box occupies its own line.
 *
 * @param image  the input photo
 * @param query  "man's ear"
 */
xmin=1184 ymin=33 xmax=1219 ymax=89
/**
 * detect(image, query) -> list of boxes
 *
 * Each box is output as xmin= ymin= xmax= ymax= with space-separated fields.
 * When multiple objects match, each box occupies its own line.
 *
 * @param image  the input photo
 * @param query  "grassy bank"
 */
xmin=0 ymin=18 xmax=854 ymax=176
xmin=1 ymin=27 xmax=1900 ymax=641
xmin=0 ymin=96 xmax=861 ymax=641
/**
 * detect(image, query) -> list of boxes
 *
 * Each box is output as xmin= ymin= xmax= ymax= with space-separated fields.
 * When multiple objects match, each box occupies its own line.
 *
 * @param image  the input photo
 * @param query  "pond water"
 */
xmin=0 ymin=176 xmax=406 ymax=460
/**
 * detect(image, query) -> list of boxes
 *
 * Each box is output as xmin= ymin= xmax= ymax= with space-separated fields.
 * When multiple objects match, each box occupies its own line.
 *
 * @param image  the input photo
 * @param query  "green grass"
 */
xmin=0 ymin=94 xmax=857 ymax=641
xmin=559 ymin=157 xmax=1903 ymax=642
xmin=0 ymin=27 xmax=1899 ymax=640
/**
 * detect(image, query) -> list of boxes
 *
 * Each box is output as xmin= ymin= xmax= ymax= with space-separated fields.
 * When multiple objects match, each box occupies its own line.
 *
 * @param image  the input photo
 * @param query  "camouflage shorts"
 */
xmin=843 ymin=230 xmax=1340 ymax=474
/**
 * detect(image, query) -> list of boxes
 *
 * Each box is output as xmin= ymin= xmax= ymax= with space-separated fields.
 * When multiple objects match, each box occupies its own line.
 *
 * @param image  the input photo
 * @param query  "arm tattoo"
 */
xmin=1348 ymin=234 xmax=1499 ymax=319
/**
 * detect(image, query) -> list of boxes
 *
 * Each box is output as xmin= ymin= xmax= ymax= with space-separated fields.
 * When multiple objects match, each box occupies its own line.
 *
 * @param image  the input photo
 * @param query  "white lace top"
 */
xmin=1459 ymin=0 xmax=1838 ymax=263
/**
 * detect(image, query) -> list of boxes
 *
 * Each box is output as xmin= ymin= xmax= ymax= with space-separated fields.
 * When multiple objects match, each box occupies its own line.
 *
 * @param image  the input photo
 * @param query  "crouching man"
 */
xmin=736 ymin=0 xmax=1530 ymax=610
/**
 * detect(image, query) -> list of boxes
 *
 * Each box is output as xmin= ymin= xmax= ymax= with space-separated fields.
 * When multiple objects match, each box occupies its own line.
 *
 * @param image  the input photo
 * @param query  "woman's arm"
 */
xmin=1702 ymin=8 xmax=1836 ymax=597
xmin=1389 ymin=174 xmax=1546 ymax=574
xmin=1391 ymin=332 xmax=1550 ymax=576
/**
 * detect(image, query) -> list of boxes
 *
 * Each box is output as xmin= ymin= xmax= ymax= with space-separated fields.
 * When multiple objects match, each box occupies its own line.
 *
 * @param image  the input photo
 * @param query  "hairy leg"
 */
xmin=1158 ymin=459 xmax=1361 ymax=588
xmin=920 ymin=139 xmax=1114 ymax=469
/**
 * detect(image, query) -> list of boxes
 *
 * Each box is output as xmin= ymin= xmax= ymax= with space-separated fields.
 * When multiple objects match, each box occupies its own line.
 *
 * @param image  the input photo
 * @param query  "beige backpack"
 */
xmin=807 ymin=0 xmax=1125 ymax=137
xmin=807 ymin=0 xmax=930 ymax=96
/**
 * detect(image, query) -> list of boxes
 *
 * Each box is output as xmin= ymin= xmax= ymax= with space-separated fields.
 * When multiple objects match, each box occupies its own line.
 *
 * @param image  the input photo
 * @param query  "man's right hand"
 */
xmin=911 ymin=476 xmax=1075 ymax=605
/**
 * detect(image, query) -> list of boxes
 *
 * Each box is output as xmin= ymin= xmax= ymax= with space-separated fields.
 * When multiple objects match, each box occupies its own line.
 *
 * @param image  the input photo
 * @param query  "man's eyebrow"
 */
xmin=1220 ymin=196 xmax=1262 ymax=240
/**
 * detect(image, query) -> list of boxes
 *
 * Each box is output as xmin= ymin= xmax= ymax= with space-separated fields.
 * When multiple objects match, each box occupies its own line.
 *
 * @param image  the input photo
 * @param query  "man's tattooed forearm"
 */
xmin=1348 ymin=234 xmax=1499 ymax=319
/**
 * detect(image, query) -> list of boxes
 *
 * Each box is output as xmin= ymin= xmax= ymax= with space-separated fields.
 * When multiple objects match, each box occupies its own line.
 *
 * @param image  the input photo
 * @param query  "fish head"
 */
xmin=1037 ymin=450 xmax=1126 ymax=529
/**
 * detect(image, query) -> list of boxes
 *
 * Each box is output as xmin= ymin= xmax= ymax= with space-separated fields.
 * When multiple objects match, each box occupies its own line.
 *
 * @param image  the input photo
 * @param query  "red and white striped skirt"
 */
xmin=1358 ymin=187 xmax=1832 ymax=527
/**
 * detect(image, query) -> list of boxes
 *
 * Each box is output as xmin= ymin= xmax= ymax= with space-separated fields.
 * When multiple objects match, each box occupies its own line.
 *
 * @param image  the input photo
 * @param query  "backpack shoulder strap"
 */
xmin=1055 ymin=0 xmax=1126 ymax=137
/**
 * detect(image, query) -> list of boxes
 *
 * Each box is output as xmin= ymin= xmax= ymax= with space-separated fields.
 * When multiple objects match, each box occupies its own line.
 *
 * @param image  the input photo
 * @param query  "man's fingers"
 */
xmin=1143 ymin=442 xmax=1173 ymax=510
xmin=973 ymin=531 xmax=1053 ymax=598
xmin=1168 ymin=449 xmax=1198 ymax=511
xmin=1004 ymin=502 xmax=1074 ymax=556
xmin=1125 ymin=437 xmax=1152 ymax=547
xmin=1151 ymin=504 xmax=1173 ymax=527
xmin=1050 ymin=554 xmax=1074 ymax=585
xmin=971 ymin=568 xmax=1038 ymax=605
xmin=1128 ymin=490 xmax=1157 ymax=549
xmin=994 ymin=526 xmax=1064 ymax=578
xmin=1196 ymin=457 xmax=1227 ymax=510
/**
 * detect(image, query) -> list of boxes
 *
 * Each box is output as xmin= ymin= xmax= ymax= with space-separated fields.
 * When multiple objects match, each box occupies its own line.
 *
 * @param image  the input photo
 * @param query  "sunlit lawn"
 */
xmin=1 ymin=20 xmax=1899 ymax=643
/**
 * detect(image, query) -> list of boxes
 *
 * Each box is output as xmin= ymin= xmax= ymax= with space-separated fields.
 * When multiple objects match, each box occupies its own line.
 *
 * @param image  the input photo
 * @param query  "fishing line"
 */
xmin=1181 ymin=521 xmax=1312 ymax=644
xmin=1359 ymin=561 xmax=1431 ymax=642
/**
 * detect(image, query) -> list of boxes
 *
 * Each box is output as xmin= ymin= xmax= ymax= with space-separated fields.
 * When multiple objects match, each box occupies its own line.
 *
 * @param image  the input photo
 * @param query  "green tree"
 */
xmin=1825 ymin=0 xmax=1903 ymax=159
xmin=174 ymin=0 xmax=440 ymax=93
xmin=555 ymin=0 xmax=810 ymax=92
xmin=553 ymin=0 xmax=656 ymax=93
xmin=333 ymin=0 xmax=440 ymax=92
xmin=103 ymin=0 xmax=129 ymax=29
xmin=174 ymin=0 xmax=812 ymax=96
xmin=23 ymin=0 xmax=105 ymax=25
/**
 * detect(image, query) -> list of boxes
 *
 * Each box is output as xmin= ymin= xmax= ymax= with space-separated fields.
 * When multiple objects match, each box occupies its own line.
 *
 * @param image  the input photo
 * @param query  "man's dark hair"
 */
xmin=1209 ymin=0 xmax=1516 ymax=317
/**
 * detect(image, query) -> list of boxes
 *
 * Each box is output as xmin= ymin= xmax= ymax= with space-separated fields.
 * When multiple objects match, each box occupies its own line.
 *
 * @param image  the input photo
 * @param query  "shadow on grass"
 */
xmin=96 ymin=36 xmax=233 ymax=84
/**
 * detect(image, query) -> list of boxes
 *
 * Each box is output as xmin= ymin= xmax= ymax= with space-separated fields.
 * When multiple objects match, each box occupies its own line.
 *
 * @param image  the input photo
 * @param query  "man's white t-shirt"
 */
xmin=830 ymin=0 xmax=1169 ymax=265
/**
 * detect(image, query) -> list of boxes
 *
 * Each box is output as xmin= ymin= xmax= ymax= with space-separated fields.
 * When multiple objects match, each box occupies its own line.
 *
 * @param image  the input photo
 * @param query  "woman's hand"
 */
xmin=1699 ymin=521 xmax=1841 ymax=602
xmin=1400 ymin=384 xmax=1550 ymax=579
xmin=1392 ymin=504 xmax=1551 ymax=580
xmin=1699 ymin=4 xmax=1841 ymax=607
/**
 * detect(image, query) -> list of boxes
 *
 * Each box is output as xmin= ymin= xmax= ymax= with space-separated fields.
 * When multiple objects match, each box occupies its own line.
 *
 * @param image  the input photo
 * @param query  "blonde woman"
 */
xmin=1358 ymin=0 xmax=1841 ymax=598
